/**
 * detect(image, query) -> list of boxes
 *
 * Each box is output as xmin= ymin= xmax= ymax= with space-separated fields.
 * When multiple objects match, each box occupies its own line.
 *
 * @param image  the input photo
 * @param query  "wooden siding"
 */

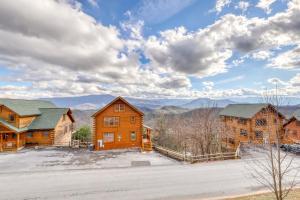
xmin=18 ymin=116 xmax=36 ymax=128
xmin=94 ymin=99 xmax=143 ymax=150
xmin=53 ymin=114 xmax=73 ymax=146
xmin=284 ymin=119 xmax=300 ymax=143
xmin=25 ymin=130 xmax=54 ymax=146
xmin=221 ymin=107 xmax=285 ymax=148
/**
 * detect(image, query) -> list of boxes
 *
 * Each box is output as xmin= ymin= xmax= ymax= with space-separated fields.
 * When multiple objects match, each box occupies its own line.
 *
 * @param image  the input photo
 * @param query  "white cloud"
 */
xmin=268 ymin=46 xmax=300 ymax=69
xmin=252 ymin=50 xmax=273 ymax=60
xmin=87 ymin=0 xmax=98 ymax=7
xmin=235 ymin=1 xmax=250 ymax=13
xmin=256 ymin=0 xmax=277 ymax=14
xmin=215 ymin=0 xmax=231 ymax=13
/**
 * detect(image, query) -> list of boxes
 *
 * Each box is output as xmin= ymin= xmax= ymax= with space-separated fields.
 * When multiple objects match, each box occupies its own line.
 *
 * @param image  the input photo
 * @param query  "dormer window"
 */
xmin=114 ymin=104 xmax=125 ymax=112
xmin=8 ymin=114 xmax=15 ymax=122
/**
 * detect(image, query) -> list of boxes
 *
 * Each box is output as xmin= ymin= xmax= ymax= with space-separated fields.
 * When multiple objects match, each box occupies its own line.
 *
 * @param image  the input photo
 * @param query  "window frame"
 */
xmin=27 ymin=132 xmax=33 ymax=138
xmin=240 ymin=129 xmax=248 ymax=136
xmin=114 ymin=104 xmax=125 ymax=112
xmin=8 ymin=114 xmax=15 ymax=122
xmin=43 ymin=131 xmax=49 ymax=138
xmin=255 ymin=119 xmax=267 ymax=126
xmin=104 ymin=116 xmax=120 ymax=127
xmin=255 ymin=131 xmax=263 ymax=139
xmin=130 ymin=116 xmax=136 ymax=124
xmin=130 ymin=131 xmax=137 ymax=141
xmin=103 ymin=132 xmax=114 ymax=143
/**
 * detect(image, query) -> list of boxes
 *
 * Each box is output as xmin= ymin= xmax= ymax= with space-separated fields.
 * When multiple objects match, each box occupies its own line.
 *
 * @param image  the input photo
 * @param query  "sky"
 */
xmin=0 ymin=0 xmax=299 ymax=99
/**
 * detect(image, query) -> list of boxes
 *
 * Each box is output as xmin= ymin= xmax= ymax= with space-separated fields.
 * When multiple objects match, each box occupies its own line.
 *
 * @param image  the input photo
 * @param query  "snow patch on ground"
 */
xmin=0 ymin=147 xmax=178 ymax=173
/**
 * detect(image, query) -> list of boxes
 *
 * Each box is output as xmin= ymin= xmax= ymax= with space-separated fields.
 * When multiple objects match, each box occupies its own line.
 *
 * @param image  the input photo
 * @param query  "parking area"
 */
xmin=0 ymin=147 xmax=178 ymax=173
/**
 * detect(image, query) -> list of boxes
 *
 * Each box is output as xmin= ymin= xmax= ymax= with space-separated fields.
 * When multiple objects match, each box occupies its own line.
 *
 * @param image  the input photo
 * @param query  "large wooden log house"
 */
xmin=91 ymin=96 xmax=152 ymax=151
xmin=219 ymin=104 xmax=285 ymax=148
xmin=0 ymin=99 xmax=75 ymax=152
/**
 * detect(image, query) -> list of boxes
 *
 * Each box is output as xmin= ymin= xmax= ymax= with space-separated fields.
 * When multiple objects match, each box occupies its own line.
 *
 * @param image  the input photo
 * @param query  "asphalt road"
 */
xmin=0 ymin=159 xmax=271 ymax=200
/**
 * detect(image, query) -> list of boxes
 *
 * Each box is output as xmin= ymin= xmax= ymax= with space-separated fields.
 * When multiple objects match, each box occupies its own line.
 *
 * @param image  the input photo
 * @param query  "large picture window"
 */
xmin=104 ymin=117 xmax=120 ymax=127
xmin=103 ymin=133 xmax=114 ymax=143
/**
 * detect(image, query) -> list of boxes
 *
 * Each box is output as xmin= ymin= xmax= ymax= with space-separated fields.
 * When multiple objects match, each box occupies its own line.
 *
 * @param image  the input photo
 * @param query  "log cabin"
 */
xmin=283 ymin=109 xmax=300 ymax=144
xmin=91 ymin=96 xmax=152 ymax=151
xmin=219 ymin=104 xmax=285 ymax=149
xmin=0 ymin=99 xmax=75 ymax=152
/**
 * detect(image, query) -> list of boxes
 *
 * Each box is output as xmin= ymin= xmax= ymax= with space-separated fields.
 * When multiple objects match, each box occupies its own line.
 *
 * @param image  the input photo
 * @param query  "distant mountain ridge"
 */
xmin=41 ymin=94 xmax=300 ymax=110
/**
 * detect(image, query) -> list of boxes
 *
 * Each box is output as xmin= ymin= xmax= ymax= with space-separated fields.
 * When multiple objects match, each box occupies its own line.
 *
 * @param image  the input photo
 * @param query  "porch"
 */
xmin=142 ymin=125 xmax=153 ymax=152
xmin=0 ymin=132 xmax=26 ymax=152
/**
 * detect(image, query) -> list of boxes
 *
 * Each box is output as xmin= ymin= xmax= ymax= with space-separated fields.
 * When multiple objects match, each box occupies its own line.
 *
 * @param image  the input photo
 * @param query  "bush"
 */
xmin=72 ymin=125 xmax=91 ymax=142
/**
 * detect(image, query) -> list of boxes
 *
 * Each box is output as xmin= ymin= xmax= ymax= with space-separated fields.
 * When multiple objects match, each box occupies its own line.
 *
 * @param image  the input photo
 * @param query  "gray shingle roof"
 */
xmin=28 ymin=108 xmax=70 ymax=130
xmin=0 ymin=98 xmax=56 ymax=116
xmin=219 ymin=104 xmax=270 ymax=119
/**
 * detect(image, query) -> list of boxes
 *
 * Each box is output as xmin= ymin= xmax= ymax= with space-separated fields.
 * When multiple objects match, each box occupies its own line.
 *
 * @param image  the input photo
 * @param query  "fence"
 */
xmin=153 ymin=144 xmax=240 ymax=163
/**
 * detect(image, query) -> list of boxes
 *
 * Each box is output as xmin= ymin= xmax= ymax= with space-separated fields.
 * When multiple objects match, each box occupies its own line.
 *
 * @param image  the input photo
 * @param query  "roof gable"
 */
xmin=0 ymin=98 xmax=56 ymax=116
xmin=92 ymin=96 xmax=143 ymax=117
xmin=219 ymin=103 xmax=283 ymax=119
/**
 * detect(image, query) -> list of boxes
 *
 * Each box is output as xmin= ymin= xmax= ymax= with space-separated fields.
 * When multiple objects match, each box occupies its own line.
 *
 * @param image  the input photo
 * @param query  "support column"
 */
xmin=0 ymin=133 xmax=3 ymax=152
xmin=16 ymin=133 xmax=20 ymax=150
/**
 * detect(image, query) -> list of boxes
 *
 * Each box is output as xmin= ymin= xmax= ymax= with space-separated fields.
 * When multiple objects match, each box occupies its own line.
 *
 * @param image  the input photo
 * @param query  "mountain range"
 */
xmin=42 ymin=94 xmax=300 ymax=110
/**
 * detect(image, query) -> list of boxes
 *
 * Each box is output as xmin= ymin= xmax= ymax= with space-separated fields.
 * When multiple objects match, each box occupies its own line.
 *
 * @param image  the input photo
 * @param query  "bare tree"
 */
xmin=248 ymin=84 xmax=299 ymax=200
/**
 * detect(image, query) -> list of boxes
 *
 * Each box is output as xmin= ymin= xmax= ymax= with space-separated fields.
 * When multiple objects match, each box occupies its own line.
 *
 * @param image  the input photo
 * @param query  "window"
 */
xmin=130 ymin=116 xmax=136 ymax=124
xmin=256 ymin=119 xmax=267 ymax=126
xmin=8 ymin=114 xmax=15 ymax=122
xmin=114 ymin=104 xmax=125 ymax=112
xmin=130 ymin=132 xmax=136 ymax=141
xmin=255 ymin=131 xmax=263 ymax=139
xmin=117 ymin=133 xmax=122 ymax=142
xmin=104 ymin=117 xmax=120 ymax=127
xmin=238 ymin=118 xmax=247 ymax=125
xmin=240 ymin=129 xmax=248 ymax=136
xmin=12 ymin=133 xmax=17 ymax=139
xmin=43 ymin=131 xmax=49 ymax=138
xmin=64 ymin=126 xmax=68 ymax=134
xmin=103 ymin=133 xmax=114 ymax=143
xmin=27 ymin=132 xmax=33 ymax=138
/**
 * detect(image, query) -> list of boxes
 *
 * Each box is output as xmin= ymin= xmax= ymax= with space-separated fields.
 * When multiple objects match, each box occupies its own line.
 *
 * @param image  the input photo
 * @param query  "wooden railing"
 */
xmin=153 ymin=144 xmax=239 ymax=163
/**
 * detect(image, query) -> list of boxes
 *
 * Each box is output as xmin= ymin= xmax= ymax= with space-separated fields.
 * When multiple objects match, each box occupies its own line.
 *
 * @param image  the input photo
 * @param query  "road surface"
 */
xmin=0 ymin=159 xmax=271 ymax=200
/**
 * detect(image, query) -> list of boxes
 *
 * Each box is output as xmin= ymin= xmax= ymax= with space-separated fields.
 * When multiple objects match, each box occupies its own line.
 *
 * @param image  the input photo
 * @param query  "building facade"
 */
xmin=0 ymin=99 xmax=75 ymax=152
xmin=283 ymin=109 xmax=300 ymax=143
xmin=219 ymin=104 xmax=285 ymax=148
xmin=91 ymin=97 xmax=152 ymax=151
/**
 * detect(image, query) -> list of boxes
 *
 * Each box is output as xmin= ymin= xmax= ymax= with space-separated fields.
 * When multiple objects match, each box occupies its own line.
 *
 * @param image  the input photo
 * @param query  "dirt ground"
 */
xmin=0 ymin=147 xmax=178 ymax=173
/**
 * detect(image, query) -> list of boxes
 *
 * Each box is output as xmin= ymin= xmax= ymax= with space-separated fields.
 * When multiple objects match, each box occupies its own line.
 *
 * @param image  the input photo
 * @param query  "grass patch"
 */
xmin=225 ymin=188 xmax=300 ymax=200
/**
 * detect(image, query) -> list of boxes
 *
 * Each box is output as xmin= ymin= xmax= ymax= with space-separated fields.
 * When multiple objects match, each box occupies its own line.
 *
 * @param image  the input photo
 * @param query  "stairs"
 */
xmin=142 ymin=139 xmax=152 ymax=152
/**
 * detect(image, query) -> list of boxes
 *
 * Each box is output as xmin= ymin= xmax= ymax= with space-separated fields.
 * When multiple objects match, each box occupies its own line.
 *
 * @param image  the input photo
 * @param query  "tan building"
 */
xmin=0 ymin=99 xmax=75 ymax=152
xmin=91 ymin=96 xmax=152 ymax=151
xmin=219 ymin=104 xmax=285 ymax=148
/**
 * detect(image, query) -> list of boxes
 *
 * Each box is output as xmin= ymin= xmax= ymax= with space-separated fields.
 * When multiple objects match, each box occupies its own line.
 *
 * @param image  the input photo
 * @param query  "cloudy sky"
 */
xmin=0 ymin=0 xmax=299 ymax=99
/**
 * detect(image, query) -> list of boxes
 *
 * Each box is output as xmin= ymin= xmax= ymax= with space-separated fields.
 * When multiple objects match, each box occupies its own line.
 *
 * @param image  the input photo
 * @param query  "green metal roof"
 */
xmin=0 ymin=98 xmax=56 ymax=116
xmin=28 ymin=108 xmax=70 ymax=130
xmin=219 ymin=104 xmax=270 ymax=119
xmin=0 ymin=118 xmax=28 ymax=133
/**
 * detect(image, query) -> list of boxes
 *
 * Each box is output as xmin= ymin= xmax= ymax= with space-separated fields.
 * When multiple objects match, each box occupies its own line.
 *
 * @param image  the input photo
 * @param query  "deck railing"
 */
xmin=153 ymin=144 xmax=240 ymax=163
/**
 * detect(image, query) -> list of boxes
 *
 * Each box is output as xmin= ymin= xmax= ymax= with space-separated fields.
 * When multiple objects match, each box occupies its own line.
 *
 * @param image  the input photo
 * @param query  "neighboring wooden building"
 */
xmin=91 ymin=96 xmax=152 ymax=151
xmin=0 ymin=99 xmax=75 ymax=152
xmin=219 ymin=104 xmax=285 ymax=148
xmin=284 ymin=109 xmax=300 ymax=143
